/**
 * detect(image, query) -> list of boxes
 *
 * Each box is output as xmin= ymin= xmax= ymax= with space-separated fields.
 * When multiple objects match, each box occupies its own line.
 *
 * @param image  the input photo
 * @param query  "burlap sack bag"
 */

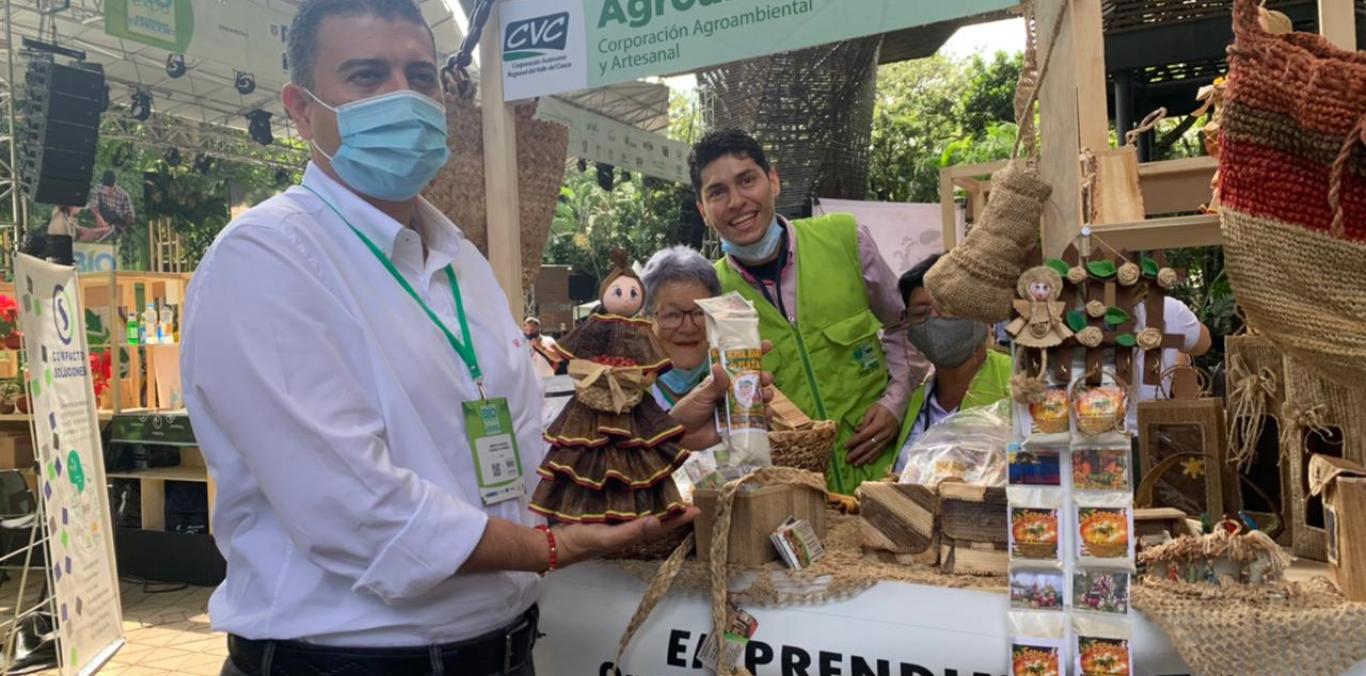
xmin=1219 ymin=0 xmax=1366 ymax=387
xmin=924 ymin=4 xmax=1063 ymax=323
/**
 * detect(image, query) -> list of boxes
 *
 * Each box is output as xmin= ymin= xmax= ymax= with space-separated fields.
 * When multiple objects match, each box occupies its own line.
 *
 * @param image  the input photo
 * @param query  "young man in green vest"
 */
xmin=891 ymin=253 xmax=1013 ymax=472
xmin=690 ymin=129 xmax=928 ymax=494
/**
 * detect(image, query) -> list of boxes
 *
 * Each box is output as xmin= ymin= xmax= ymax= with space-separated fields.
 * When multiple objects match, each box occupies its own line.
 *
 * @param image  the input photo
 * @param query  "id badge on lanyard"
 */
xmin=304 ymin=185 xmax=526 ymax=506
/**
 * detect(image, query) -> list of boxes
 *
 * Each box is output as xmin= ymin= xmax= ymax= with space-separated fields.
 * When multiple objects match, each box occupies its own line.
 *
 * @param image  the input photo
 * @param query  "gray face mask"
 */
xmin=907 ymin=317 xmax=987 ymax=369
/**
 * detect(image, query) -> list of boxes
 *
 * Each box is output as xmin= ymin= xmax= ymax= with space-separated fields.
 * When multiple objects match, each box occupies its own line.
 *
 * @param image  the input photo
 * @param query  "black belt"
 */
xmin=228 ymin=605 xmax=539 ymax=676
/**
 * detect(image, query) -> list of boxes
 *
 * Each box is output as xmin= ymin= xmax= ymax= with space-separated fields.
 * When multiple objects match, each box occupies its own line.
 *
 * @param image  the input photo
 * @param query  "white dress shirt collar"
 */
xmin=299 ymin=164 xmax=461 ymax=266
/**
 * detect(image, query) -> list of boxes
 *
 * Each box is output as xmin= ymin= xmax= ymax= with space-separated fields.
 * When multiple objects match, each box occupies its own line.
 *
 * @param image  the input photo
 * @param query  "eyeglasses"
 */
xmin=656 ymin=308 xmax=706 ymax=330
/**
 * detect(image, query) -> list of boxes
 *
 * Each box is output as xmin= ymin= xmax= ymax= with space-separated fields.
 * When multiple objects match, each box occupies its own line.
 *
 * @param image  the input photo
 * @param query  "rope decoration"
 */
xmin=1226 ymin=355 xmax=1279 ymax=471
xmin=1125 ymin=107 xmax=1169 ymax=147
xmin=612 ymin=468 xmax=828 ymax=676
xmin=1279 ymin=403 xmax=1332 ymax=469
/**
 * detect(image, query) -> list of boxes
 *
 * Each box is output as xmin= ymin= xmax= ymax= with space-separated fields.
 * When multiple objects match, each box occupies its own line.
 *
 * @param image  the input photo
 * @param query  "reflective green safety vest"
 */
xmin=894 ymin=350 xmax=1014 ymax=452
xmin=714 ymin=214 xmax=890 ymax=495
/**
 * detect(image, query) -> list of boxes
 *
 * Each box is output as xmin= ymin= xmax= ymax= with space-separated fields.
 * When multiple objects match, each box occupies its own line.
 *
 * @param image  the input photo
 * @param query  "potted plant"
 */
xmin=0 ymin=379 xmax=21 ymax=415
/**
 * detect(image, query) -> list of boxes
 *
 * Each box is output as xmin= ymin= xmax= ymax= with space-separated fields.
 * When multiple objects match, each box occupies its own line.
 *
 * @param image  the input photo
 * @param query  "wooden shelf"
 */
xmin=1085 ymin=213 xmax=1222 ymax=251
xmin=107 ymin=465 xmax=208 ymax=483
xmin=0 ymin=412 xmax=115 ymax=423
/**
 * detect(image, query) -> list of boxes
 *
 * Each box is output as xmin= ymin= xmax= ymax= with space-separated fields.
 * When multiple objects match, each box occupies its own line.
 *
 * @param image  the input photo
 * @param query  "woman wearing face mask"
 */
xmin=892 ymin=253 xmax=1013 ymax=472
xmin=641 ymin=246 xmax=723 ymax=411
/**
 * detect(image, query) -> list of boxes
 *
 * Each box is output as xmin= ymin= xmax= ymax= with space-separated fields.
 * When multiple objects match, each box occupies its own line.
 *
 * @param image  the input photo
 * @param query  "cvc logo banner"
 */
xmin=504 ymin=12 xmax=570 ymax=61
xmin=500 ymin=2 xmax=589 ymax=101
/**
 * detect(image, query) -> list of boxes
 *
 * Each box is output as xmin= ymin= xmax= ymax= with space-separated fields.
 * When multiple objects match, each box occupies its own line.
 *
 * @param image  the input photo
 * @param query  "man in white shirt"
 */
xmin=1128 ymin=295 xmax=1213 ymax=433
xmin=523 ymin=316 xmax=562 ymax=379
xmin=184 ymin=2 xmax=718 ymax=674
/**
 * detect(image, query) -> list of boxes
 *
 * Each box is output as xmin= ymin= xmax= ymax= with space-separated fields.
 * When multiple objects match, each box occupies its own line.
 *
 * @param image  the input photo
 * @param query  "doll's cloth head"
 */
xmin=599 ymin=249 xmax=644 ymax=316
xmin=1017 ymin=266 xmax=1064 ymax=302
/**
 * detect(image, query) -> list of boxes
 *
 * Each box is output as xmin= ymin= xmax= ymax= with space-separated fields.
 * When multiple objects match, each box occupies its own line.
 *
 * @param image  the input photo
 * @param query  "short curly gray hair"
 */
xmin=641 ymin=246 xmax=722 ymax=314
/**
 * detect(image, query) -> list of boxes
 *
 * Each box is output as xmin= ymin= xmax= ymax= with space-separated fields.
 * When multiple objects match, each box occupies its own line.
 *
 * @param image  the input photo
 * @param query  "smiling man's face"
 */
xmin=695 ymin=154 xmax=780 ymax=246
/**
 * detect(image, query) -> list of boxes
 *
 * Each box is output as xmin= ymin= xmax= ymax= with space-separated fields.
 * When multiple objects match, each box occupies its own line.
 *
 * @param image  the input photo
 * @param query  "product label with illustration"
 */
xmin=721 ymin=347 xmax=766 ymax=431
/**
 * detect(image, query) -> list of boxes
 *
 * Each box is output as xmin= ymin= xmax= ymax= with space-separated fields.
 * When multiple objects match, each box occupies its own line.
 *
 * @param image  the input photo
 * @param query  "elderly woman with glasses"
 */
xmin=891 ymin=253 xmax=1013 ymax=472
xmin=641 ymin=246 xmax=723 ymax=411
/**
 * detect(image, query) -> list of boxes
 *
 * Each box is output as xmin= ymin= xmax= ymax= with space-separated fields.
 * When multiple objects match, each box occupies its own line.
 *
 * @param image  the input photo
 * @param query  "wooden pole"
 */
xmin=1319 ymin=0 xmax=1357 ymax=51
xmin=1073 ymin=0 xmax=1109 ymax=152
xmin=1038 ymin=0 xmax=1083 ymax=257
xmin=479 ymin=4 xmax=525 ymax=316
xmin=939 ymin=168 xmax=957 ymax=249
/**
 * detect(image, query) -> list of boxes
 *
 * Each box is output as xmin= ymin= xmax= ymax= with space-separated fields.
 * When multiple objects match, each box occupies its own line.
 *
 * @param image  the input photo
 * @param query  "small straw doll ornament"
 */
xmin=530 ymin=252 xmax=691 ymax=522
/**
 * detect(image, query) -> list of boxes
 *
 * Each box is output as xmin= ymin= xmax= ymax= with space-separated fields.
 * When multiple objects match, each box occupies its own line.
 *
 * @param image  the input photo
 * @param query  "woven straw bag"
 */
xmin=1220 ymin=0 xmax=1366 ymax=387
xmin=924 ymin=3 xmax=1065 ymax=323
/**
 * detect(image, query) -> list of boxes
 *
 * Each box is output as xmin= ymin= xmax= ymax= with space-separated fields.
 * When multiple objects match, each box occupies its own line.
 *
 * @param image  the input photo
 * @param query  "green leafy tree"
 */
xmin=867 ymin=52 xmax=1023 ymax=203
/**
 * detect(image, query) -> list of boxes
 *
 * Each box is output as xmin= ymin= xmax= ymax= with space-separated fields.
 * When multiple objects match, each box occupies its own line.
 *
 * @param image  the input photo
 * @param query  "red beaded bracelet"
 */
xmin=535 ymin=525 xmax=558 ymax=573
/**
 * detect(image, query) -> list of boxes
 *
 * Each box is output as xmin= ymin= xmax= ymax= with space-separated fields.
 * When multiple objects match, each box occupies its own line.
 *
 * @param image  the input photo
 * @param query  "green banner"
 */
xmin=500 ymin=0 xmax=1017 ymax=100
xmin=104 ymin=0 xmax=196 ymax=53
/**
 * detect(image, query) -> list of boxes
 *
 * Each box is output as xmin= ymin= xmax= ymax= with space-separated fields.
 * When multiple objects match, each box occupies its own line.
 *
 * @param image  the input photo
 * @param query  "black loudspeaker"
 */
xmin=20 ymin=58 xmax=105 ymax=206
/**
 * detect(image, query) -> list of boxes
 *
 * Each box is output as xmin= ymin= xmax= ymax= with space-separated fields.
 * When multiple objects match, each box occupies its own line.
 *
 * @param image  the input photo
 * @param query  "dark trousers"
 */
xmin=220 ymin=655 xmax=535 ymax=676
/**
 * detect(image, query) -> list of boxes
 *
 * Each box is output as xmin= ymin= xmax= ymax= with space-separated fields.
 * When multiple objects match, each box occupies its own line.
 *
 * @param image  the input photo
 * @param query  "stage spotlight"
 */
xmin=245 ymin=110 xmax=274 ymax=146
xmin=576 ymin=158 xmax=588 ymax=173
xmin=193 ymin=154 xmax=213 ymax=175
xmin=274 ymin=168 xmax=291 ymax=186
xmin=596 ymin=162 xmax=615 ymax=191
xmin=620 ymin=168 xmax=632 ymax=183
xmin=234 ymin=71 xmax=256 ymax=95
xmin=129 ymin=89 xmax=152 ymax=121
xmin=165 ymin=53 xmax=186 ymax=78
xmin=164 ymin=148 xmax=182 ymax=167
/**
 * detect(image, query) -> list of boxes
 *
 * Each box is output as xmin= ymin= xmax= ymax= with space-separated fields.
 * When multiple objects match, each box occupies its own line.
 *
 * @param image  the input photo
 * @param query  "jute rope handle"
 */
xmin=1225 ymin=355 xmax=1279 ymax=471
xmin=1154 ymin=363 xmax=1214 ymax=400
xmin=611 ymin=467 xmax=828 ymax=676
xmin=1067 ymin=366 xmax=1130 ymax=436
xmin=1328 ymin=114 xmax=1366 ymax=239
xmin=1010 ymin=0 xmax=1070 ymax=161
xmin=1124 ymin=107 xmax=1169 ymax=148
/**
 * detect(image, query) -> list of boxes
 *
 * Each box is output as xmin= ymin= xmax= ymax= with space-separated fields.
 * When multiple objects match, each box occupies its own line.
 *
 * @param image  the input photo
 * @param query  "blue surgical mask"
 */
xmin=659 ymin=361 xmax=708 ymax=395
xmin=307 ymin=89 xmax=451 ymax=202
xmin=721 ymin=218 xmax=783 ymax=264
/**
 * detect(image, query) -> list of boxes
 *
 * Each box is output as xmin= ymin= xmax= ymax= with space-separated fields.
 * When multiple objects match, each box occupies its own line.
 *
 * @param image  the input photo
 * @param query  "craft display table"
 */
xmin=536 ymin=561 xmax=1366 ymax=676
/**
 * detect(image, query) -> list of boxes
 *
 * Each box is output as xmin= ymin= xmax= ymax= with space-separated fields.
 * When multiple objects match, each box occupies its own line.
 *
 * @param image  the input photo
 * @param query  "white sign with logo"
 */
xmin=14 ymin=255 xmax=124 ymax=676
xmin=499 ymin=0 xmax=1018 ymax=101
xmin=536 ymin=97 xmax=691 ymax=184
xmin=535 ymin=562 xmax=1196 ymax=675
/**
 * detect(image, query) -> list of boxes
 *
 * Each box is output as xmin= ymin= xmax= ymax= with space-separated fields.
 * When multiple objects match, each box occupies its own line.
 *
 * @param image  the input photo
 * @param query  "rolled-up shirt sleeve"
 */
xmin=856 ymin=225 xmax=929 ymax=423
xmin=184 ymin=223 xmax=488 ymax=603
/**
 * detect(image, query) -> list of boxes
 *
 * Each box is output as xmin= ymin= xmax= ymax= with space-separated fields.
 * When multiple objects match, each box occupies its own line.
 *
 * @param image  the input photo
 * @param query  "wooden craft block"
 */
xmin=939 ymin=539 xmax=1008 ymax=576
xmin=1089 ymin=147 xmax=1146 ymax=225
xmin=939 ymin=483 xmax=1008 ymax=544
xmin=694 ymin=484 xmax=827 ymax=566
xmin=1138 ymin=398 xmax=1231 ymax=520
xmin=0 ymin=433 xmax=33 ymax=470
xmin=856 ymin=482 xmax=937 ymax=554
xmin=1308 ymin=455 xmax=1366 ymax=601
xmin=1284 ymin=356 xmax=1366 ymax=561
xmin=1225 ymin=334 xmax=1291 ymax=545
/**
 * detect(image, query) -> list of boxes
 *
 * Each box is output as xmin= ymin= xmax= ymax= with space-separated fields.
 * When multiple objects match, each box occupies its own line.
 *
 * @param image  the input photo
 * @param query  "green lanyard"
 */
xmin=303 ymin=185 xmax=484 ymax=389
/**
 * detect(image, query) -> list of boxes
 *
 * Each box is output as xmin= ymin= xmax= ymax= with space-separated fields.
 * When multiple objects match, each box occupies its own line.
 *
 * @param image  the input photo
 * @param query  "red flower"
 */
xmin=90 ymin=351 xmax=113 ymax=398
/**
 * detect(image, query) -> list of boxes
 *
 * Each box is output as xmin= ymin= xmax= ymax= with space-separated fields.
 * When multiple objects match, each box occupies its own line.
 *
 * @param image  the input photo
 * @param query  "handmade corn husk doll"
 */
xmin=530 ymin=252 xmax=690 ymax=523
xmin=1007 ymin=266 xmax=1073 ymax=348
